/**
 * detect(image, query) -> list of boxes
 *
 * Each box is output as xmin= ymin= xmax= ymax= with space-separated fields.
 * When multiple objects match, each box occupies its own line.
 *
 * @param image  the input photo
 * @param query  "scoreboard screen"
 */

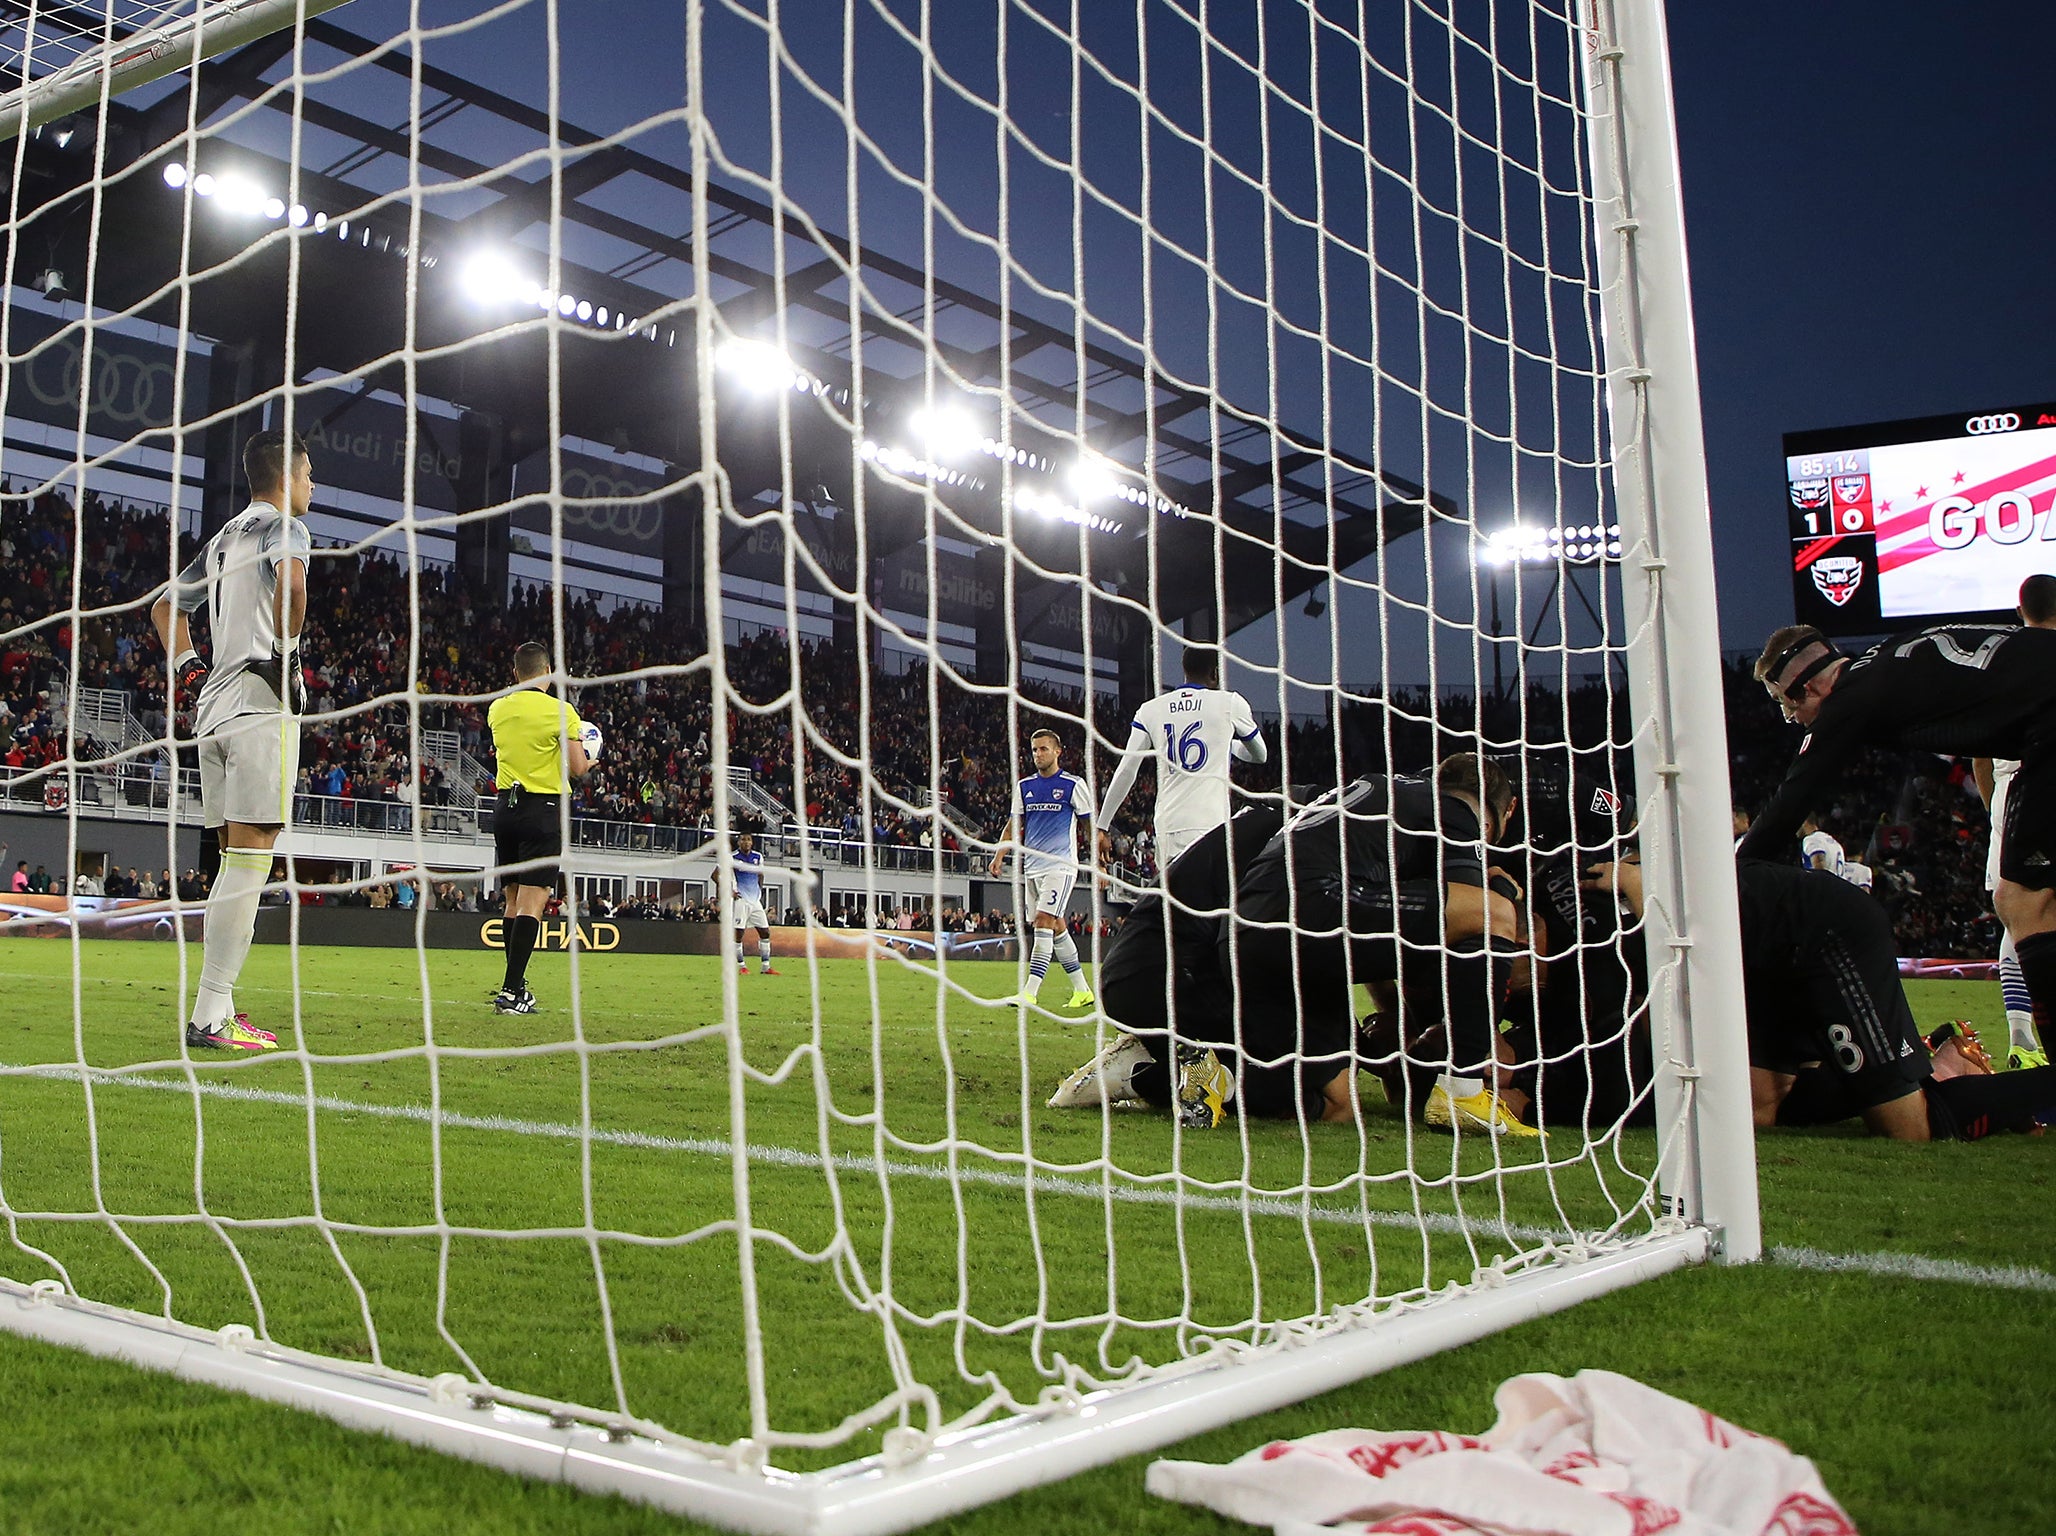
xmin=1782 ymin=402 xmax=2056 ymax=637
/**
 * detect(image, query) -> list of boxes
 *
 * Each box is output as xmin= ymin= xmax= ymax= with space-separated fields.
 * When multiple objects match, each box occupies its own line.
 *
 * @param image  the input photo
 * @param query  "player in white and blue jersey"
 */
xmin=989 ymin=728 xmax=1094 ymax=1010
xmin=1096 ymin=645 xmax=1267 ymax=873
xmin=729 ymin=832 xmax=777 ymax=974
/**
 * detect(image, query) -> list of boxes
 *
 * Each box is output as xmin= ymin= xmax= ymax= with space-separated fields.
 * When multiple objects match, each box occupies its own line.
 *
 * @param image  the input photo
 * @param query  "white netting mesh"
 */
xmin=0 ymin=0 xmax=1705 ymax=1503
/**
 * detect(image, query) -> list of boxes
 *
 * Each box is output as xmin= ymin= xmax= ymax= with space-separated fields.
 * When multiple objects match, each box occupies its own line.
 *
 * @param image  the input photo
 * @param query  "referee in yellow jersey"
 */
xmin=487 ymin=641 xmax=598 ymax=1014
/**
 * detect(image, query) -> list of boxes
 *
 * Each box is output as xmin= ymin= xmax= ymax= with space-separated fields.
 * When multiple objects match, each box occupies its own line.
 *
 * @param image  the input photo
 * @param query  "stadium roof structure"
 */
xmin=5 ymin=9 xmax=1457 ymax=660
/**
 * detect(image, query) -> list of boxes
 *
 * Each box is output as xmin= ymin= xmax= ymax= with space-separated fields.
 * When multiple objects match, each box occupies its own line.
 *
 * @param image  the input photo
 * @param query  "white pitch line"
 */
xmin=1767 ymin=1244 xmax=2056 ymax=1294
xmin=7 ymin=1063 xmax=2042 ymax=1293
xmin=1 ymin=1059 xmax=1571 ymax=1245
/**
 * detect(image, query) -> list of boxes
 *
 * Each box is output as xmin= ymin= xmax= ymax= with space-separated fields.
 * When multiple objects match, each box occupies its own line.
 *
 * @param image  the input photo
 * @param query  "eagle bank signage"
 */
xmin=252 ymin=909 xmax=1006 ymax=959
xmin=479 ymin=915 xmax=621 ymax=951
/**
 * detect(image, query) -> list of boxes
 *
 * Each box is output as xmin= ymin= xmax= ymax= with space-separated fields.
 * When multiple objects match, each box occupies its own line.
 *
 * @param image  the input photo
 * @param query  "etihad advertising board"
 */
xmin=1783 ymin=403 xmax=2056 ymax=637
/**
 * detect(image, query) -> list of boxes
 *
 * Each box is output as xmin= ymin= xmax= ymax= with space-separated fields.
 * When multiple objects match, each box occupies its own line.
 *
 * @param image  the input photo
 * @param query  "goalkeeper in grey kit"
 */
xmin=150 ymin=429 xmax=315 ymax=1052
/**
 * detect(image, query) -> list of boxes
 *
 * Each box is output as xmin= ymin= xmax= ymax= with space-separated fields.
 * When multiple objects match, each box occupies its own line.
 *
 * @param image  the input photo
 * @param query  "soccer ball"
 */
xmin=579 ymin=722 xmax=604 ymax=762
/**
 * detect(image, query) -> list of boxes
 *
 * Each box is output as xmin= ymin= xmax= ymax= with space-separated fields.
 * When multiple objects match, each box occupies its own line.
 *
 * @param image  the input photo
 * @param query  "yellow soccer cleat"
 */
xmin=2008 ymin=1044 xmax=2049 ymax=1071
xmin=1173 ymin=1044 xmax=1231 ymax=1130
xmin=1425 ymin=1084 xmax=1539 ymax=1138
xmin=186 ymin=1019 xmax=278 ymax=1053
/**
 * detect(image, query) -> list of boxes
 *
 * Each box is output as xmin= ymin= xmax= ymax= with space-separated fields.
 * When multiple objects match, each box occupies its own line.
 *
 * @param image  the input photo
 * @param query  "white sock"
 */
xmin=1029 ymin=929 xmax=1053 ymax=983
xmin=758 ymin=939 xmax=771 ymax=968
xmin=193 ymin=848 xmax=270 ymax=1030
xmin=1052 ymin=929 xmax=1084 ymax=982
xmin=2000 ymin=931 xmax=2036 ymax=1050
xmin=1437 ymin=1074 xmax=1485 ymax=1099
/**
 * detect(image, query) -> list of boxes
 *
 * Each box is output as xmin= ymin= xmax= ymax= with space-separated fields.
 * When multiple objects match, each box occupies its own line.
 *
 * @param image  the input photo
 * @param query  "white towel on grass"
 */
xmin=1145 ymin=1369 xmax=1857 ymax=1536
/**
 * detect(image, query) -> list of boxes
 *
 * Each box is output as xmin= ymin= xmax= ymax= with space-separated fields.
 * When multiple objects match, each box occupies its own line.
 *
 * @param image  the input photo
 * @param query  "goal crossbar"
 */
xmin=0 ymin=0 xmax=358 ymax=142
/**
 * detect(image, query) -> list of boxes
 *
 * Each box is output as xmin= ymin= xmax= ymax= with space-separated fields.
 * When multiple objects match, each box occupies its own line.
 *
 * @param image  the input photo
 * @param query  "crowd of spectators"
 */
xmin=0 ymin=483 xmax=2016 ymax=958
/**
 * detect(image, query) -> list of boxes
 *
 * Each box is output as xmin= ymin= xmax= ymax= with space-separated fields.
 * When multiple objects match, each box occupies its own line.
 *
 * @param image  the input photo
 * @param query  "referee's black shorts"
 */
xmin=495 ymin=786 xmax=564 ymax=890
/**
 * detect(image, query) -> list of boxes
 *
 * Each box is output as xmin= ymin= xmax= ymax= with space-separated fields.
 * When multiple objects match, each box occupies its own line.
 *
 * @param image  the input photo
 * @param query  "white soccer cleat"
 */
xmin=1048 ymin=1034 xmax=1154 ymax=1109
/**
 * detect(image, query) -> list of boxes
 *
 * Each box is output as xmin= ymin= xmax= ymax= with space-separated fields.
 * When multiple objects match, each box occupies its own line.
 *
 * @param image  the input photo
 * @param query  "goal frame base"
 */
xmin=2 ymin=1229 xmax=1708 ymax=1535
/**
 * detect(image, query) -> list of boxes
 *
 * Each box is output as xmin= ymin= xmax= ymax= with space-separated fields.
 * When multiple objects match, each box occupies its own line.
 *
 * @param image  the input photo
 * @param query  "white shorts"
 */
xmin=731 ymin=898 xmax=770 ymax=933
xmin=1155 ymin=823 xmax=1217 ymax=871
xmin=1026 ymin=867 xmax=1076 ymax=919
xmin=199 ymin=711 xmax=299 ymax=829
xmin=1987 ymin=762 xmax=2017 ymax=892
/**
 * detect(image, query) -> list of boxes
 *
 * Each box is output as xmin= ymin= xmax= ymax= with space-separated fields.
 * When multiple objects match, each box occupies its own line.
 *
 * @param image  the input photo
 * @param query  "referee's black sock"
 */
xmin=1925 ymin=1066 xmax=2056 ymax=1141
xmin=2014 ymin=930 xmax=2056 ymax=1021
xmin=504 ymin=915 xmax=540 ymax=994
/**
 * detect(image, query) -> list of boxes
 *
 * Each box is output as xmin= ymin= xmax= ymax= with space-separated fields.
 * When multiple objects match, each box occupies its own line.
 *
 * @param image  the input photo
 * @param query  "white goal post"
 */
xmin=0 ymin=0 xmax=1757 ymax=1531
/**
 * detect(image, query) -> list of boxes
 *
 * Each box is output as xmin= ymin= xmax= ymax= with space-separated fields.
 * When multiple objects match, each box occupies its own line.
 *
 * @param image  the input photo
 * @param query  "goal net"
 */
xmin=0 ymin=1 xmax=1755 ymax=1531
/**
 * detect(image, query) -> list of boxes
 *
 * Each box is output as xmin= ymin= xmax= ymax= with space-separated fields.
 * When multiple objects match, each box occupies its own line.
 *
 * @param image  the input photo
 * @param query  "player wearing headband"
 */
xmin=1739 ymin=612 xmax=2056 ymax=1024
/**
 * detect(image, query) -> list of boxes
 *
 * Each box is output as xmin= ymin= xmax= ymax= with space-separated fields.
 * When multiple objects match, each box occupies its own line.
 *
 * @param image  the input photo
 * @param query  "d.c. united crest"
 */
xmin=1810 ymin=555 xmax=1864 ymax=607
xmin=1789 ymin=478 xmax=1830 ymax=510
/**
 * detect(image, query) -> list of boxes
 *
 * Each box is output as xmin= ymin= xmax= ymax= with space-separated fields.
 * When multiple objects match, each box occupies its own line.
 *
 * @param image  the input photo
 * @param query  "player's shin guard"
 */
xmin=2013 ymin=930 xmax=2056 ymax=1024
xmin=504 ymin=914 xmax=540 ymax=992
xmin=1029 ymin=928 xmax=1053 ymax=983
xmin=192 ymin=847 xmax=270 ymax=1029
xmin=1924 ymin=1065 xmax=2056 ymax=1140
xmin=1052 ymin=928 xmax=1084 ymax=980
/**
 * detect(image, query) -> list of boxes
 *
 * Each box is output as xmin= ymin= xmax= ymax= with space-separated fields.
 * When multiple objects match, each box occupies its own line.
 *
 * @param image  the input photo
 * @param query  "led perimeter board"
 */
xmin=1783 ymin=401 xmax=2056 ymax=637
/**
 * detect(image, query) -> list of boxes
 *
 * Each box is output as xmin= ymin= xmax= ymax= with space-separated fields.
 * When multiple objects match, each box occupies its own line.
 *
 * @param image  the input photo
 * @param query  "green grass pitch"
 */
xmin=0 ymin=938 xmax=2048 ymax=1535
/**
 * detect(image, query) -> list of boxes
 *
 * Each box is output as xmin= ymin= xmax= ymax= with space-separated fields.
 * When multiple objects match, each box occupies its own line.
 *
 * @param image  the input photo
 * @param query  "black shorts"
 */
xmin=495 ymin=788 xmax=564 ymax=890
xmin=1746 ymin=923 xmax=1928 ymax=1112
xmin=1998 ymin=749 xmax=2056 ymax=891
xmin=1100 ymin=897 xmax=1237 ymax=1046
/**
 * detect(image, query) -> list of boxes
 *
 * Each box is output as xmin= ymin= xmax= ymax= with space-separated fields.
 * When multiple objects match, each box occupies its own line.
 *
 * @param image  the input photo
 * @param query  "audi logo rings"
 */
xmin=555 ymin=467 xmax=664 ymax=541
xmin=1964 ymin=413 xmax=2021 ymax=435
xmin=26 ymin=344 xmax=182 ymax=428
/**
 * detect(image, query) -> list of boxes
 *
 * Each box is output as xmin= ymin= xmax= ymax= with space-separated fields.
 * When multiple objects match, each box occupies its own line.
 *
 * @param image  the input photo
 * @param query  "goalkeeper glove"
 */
xmin=173 ymin=650 xmax=209 ymax=705
xmin=578 ymin=723 xmax=604 ymax=763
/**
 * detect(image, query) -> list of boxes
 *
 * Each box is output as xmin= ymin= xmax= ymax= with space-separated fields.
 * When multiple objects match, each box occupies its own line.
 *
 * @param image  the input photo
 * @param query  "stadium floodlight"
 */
xmin=1068 ymin=452 xmax=1120 ymax=501
xmin=190 ymin=171 xmax=216 ymax=197
xmin=288 ymin=203 xmax=309 ymax=227
xmin=210 ymin=174 xmax=266 ymax=216
xmin=909 ymin=404 xmax=981 ymax=460
xmin=461 ymin=253 xmax=528 ymax=305
xmin=1014 ymin=483 xmax=1119 ymax=534
xmin=162 ymin=161 xmax=188 ymax=189
xmin=715 ymin=336 xmax=801 ymax=394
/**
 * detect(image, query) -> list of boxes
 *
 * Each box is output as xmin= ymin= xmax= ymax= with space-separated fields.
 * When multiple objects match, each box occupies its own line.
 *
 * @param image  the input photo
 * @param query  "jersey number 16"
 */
xmin=1163 ymin=722 xmax=1209 ymax=772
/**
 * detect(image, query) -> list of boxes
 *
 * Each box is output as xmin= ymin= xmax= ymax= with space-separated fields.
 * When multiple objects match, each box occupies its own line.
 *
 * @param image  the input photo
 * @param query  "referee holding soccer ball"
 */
xmin=488 ymin=641 xmax=599 ymax=1014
